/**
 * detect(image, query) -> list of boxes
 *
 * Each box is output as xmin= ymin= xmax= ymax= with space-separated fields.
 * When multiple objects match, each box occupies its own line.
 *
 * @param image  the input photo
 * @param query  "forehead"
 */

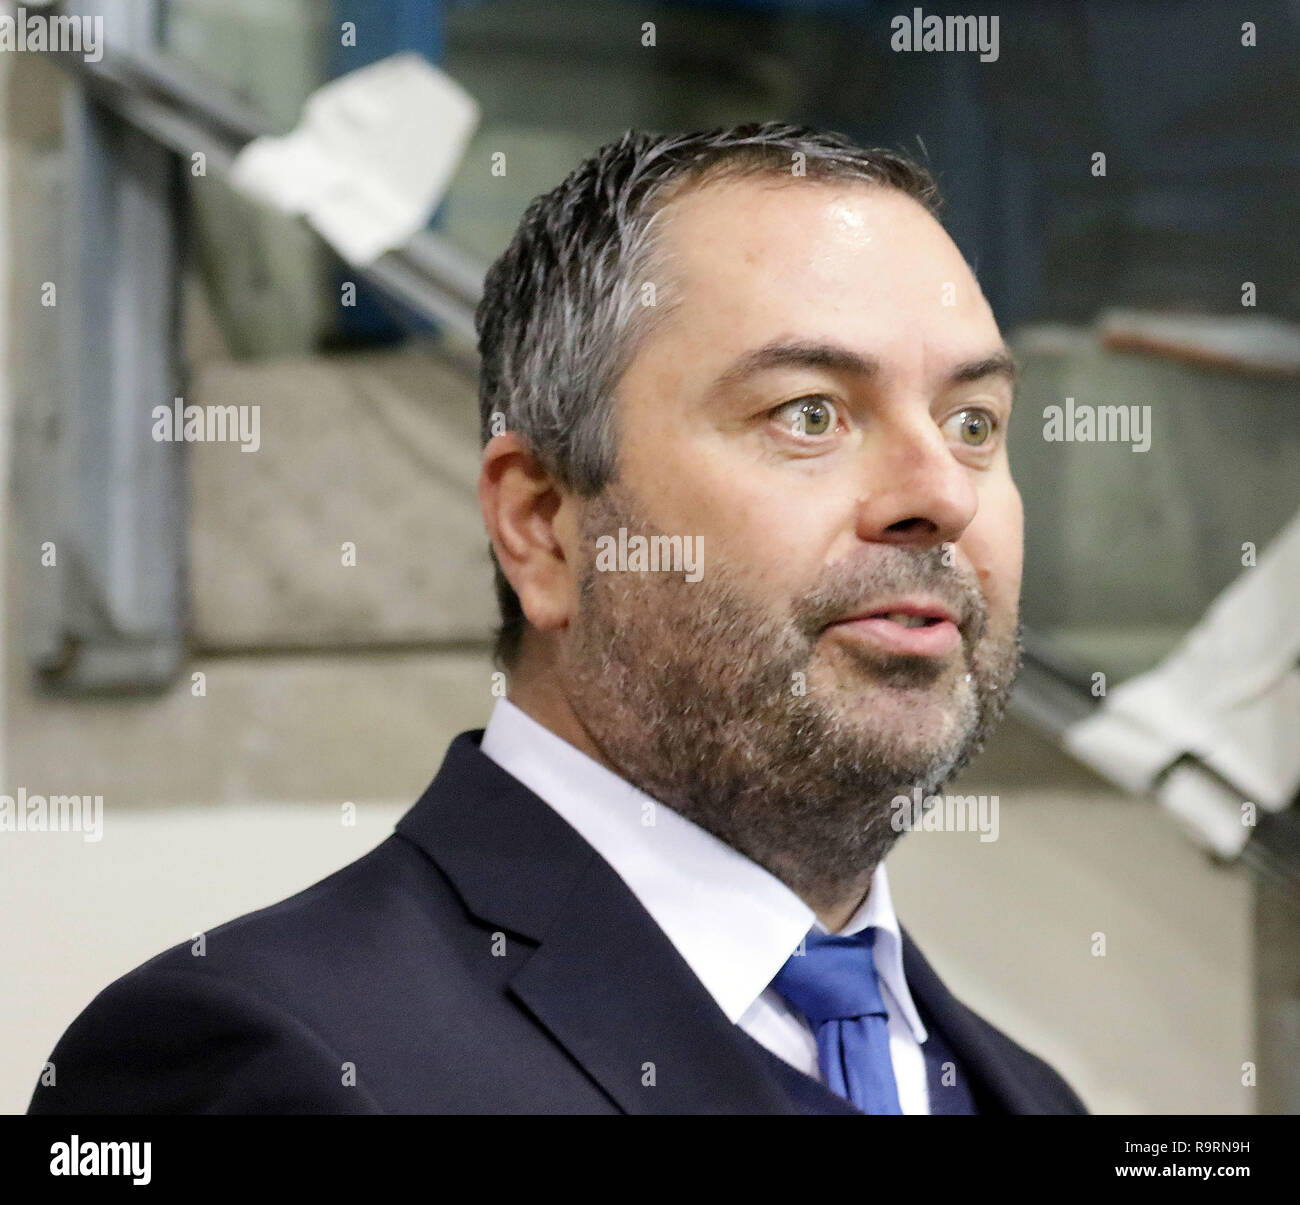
xmin=649 ymin=176 xmax=999 ymax=359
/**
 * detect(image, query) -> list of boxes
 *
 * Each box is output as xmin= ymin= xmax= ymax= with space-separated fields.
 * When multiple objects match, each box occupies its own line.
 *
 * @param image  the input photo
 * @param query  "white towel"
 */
xmin=228 ymin=53 xmax=479 ymax=267
xmin=1065 ymin=507 xmax=1300 ymax=855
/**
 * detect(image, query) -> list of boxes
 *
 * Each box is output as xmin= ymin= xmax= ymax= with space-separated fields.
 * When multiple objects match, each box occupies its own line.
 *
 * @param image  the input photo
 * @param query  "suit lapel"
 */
xmin=731 ymin=1027 xmax=864 ymax=1114
xmin=900 ymin=926 xmax=1050 ymax=1114
xmin=506 ymin=847 xmax=802 ymax=1114
xmin=395 ymin=731 xmax=793 ymax=1114
xmin=398 ymin=731 xmax=1064 ymax=1115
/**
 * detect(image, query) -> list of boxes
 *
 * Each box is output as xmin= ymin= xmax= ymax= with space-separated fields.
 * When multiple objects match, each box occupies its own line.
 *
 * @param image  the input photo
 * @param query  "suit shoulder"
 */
xmin=980 ymin=1017 xmax=1088 ymax=1113
xmin=139 ymin=832 xmax=442 ymax=980
xmin=28 ymin=834 xmax=449 ymax=1114
xmin=901 ymin=928 xmax=1088 ymax=1114
xmin=946 ymin=990 xmax=1089 ymax=1114
xmin=28 ymin=959 xmax=382 ymax=1114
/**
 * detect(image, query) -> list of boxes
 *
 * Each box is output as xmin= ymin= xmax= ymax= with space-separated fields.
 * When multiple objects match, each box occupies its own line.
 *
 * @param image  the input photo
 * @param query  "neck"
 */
xmin=813 ymin=879 xmax=873 ymax=934
xmin=505 ymin=645 xmax=619 ymax=775
xmin=506 ymin=657 xmax=877 ymax=935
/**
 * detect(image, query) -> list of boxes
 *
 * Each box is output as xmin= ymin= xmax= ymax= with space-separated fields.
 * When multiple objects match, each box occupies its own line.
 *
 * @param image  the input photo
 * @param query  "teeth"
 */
xmin=881 ymin=612 xmax=932 ymax=628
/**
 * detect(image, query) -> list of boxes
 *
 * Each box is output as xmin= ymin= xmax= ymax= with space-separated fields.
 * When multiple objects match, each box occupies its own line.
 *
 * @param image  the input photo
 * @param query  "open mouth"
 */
xmin=827 ymin=609 xmax=962 ymax=657
xmin=872 ymin=611 xmax=945 ymax=629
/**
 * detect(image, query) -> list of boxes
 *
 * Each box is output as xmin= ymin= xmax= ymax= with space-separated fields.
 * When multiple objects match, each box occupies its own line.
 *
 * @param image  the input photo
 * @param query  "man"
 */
xmin=30 ymin=121 xmax=1085 ymax=1115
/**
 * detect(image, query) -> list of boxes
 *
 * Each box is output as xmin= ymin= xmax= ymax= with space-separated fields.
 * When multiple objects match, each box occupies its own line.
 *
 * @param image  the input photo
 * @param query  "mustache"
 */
xmin=792 ymin=544 xmax=989 ymax=646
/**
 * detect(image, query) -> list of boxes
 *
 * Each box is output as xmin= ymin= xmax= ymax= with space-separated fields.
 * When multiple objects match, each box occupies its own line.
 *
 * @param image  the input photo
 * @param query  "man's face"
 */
xmin=557 ymin=177 xmax=1023 ymax=913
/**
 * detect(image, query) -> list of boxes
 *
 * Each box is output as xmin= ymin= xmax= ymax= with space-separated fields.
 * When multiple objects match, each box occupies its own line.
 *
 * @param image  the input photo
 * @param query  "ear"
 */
xmin=478 ymin=432 xmax=579 ymax=635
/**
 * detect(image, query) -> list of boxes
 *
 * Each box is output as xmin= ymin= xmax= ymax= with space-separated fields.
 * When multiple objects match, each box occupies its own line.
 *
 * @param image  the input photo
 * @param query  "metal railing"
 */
xmin=52 ymin=46 xmax=486 ymax=341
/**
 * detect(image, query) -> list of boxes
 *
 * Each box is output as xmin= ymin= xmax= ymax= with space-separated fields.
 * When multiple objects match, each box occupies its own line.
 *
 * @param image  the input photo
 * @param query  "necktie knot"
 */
xmin=768 ymin=925 xmax=903 ymax=1114
xmin=770 ymin=927 xmax=890 ymax=1027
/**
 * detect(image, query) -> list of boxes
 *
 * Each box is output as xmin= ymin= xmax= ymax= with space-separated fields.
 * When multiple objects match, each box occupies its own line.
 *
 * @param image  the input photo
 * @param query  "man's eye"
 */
xmin=947 ymin=407 xmax=998 ymax=447
xmin=774 ymin=395 xmax=838 ymax=437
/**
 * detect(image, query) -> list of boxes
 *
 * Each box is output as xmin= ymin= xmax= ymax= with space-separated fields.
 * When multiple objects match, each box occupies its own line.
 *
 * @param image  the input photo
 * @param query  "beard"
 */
xmin=558 ymin=483 xmax=1023 ymax=918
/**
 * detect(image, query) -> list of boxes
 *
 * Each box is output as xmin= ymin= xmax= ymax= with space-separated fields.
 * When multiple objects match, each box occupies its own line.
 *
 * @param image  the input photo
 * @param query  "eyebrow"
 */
xmin=708 ymin=338 xmax=1019 ymax=395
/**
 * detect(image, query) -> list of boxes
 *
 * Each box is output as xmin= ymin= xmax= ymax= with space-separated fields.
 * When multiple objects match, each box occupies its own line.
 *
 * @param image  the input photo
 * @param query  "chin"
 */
xmin=832 ymin=656 xmax=973 ymax=712
xmin=840 ymin=679 xmax=977 ymax=759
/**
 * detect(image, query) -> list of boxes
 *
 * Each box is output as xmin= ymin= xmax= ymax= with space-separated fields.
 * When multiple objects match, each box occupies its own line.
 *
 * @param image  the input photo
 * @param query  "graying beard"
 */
xmin=561 ymin=535 xmax=1016 ymax=909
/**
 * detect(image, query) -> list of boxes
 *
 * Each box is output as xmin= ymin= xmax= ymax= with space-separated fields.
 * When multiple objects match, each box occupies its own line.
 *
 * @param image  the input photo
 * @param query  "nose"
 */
xmin=852 ymin=411 xmax=979 ymax=549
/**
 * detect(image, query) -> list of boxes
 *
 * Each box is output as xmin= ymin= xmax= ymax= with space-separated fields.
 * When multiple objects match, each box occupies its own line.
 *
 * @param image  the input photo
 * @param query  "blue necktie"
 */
xmin=770 ymin=926 xmax=903 ymax=1114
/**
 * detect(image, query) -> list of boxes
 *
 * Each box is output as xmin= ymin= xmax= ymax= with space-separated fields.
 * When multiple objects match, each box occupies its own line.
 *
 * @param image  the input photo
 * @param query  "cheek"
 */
xmin=709 ymin=489 xmax=834 ymax=608
xmin=628 ymin=437 xmax=834 ymax=585
xmin=966 ymin=483 xmax=1023 ymax=615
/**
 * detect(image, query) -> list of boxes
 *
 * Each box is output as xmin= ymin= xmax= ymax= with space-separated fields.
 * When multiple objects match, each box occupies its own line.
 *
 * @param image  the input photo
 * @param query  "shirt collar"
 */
xmin=814 ymin=852 xmax=927 ymax=1041
xmin=479 ymin=697 xmax=927 ymax=1042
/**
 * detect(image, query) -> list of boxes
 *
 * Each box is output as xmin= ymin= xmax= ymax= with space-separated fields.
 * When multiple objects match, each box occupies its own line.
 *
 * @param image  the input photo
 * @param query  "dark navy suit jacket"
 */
xmin=28 ymin=731 xmax=1087 ymax=1115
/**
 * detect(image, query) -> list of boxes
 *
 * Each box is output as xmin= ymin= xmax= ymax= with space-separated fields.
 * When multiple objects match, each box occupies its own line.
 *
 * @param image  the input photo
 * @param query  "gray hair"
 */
xmin=475 ymin=120 xmax=943 ymax=669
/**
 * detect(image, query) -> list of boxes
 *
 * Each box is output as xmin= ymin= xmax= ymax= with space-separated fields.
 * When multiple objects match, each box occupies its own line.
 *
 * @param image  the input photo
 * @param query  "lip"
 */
xmin=825 ymin=597 xmax=963 ymax=658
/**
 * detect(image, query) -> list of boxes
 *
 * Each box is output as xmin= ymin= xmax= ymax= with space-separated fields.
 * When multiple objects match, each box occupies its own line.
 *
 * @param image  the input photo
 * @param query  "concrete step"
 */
xmin=188 ymin=343 xmax=496 ymax=649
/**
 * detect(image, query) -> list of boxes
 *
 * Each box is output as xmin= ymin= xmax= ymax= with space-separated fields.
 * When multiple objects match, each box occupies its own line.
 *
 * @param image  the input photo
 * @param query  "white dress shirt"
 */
xmin=479 ymin=696 xmax=931 ymax=1113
